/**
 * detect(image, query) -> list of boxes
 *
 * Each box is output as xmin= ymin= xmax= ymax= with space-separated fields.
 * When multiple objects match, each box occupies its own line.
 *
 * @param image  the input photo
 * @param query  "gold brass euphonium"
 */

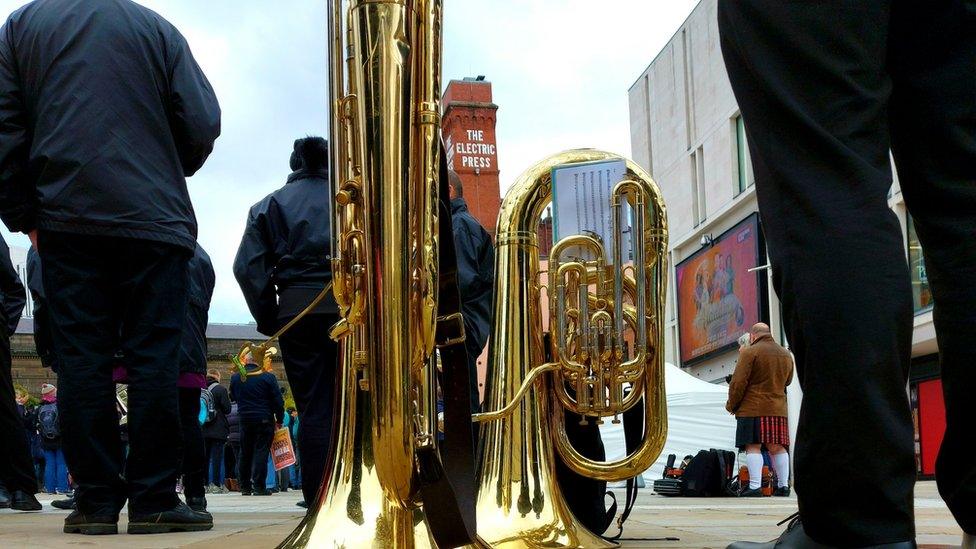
xmin=473 ymin=150 xmax=668 ymax=548
xmin=278 ymin=0 xmax=448 ymax=546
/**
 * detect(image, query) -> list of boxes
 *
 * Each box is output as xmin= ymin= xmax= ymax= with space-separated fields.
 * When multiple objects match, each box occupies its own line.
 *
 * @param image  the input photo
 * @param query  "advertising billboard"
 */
xmin=676 ymin=213 xmax=766 ymax=365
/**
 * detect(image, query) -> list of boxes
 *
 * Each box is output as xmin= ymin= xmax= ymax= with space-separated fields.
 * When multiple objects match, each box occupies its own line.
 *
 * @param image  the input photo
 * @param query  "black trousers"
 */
xmin=40 ymin=231 xmax=189 ymax=516
xmin=238 ymin=420 xmax=274 ymax=492
xmin=0 ymin=332 xmax=38 ymax=494
xmin=178 ymin=388 xmax=205 ymax=500
xmin=719 ymin=1 xmax=976 ymax=543
xmin=278 ymin=313 xmax=339 ymax=505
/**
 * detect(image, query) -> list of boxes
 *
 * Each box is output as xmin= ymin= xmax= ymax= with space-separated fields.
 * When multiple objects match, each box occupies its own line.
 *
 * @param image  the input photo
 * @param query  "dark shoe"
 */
xmin=128 ymin=502 xmax=213 ymax=534
xmin=63 ymin=509 xmax=119 ymax=535
xmin=252 ymin=489 xmax=273 ymax=496
xmin=296 ymin=500 xmax=307 ymax=508
xmin=773 ymin=486 xmax=791 ymax=497
xmin=727 ymin=515 xmax=917 ymax=548
xmin=186 ymin=496 xmax=208 ymax=512
xmin=0 ymin=485 xmax=10 ymax=509
xmin=241 ymin=488 xmax=253 ymax=496
xmin=739 ymin=487 xmax=763 ymax=498
xmin=52 ymin=497 xmax=77 ymax=510
xmin=10 ymin=491 xmax=42 ymax=511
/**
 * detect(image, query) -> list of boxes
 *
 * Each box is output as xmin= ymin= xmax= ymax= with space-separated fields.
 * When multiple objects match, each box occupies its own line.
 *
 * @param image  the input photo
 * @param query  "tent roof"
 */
xmin=665 ymin=362 xmax=727 ymax=394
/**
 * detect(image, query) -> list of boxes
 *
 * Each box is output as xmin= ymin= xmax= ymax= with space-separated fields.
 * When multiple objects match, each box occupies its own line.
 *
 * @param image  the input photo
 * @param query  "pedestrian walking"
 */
xmin=229 ymin=352 xmax=284 ymax=497
xmin=234 ymin=137 xmax=339 ymax=507
xmin=719 ymin=1 xmax=975 ymax=546
xmin=201 ymin=370 xmax=232 ymax=493
xmin=726 ymin=323 xmax=793 ymax=497
xmin=0 ymin=236 xmax=41 ymax=512
xmin=0 ymin=0 xmax=220 ymax=535
xmin=36 ymin=384 xmax=69 ymax=494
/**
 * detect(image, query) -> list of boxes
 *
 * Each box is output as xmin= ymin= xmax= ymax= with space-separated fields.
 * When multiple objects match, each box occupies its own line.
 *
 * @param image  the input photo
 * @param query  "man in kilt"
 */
xmin=727 ymin=323 xmax=794 ymax=497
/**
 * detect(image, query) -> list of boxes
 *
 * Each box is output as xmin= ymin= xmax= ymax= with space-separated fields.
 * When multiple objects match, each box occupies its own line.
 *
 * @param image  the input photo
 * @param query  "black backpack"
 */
xmin=682 ymin=448 xmax=734 ymax=497
xmin=38 ymin=403 xmax=60 ymax=440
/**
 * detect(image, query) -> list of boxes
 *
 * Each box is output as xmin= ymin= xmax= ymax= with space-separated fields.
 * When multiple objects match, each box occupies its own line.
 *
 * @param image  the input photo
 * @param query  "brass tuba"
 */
xmin=278 ymin=0 xmax=459 ymax=546
xmin=472 ymin=150 xmax=669 ymax=548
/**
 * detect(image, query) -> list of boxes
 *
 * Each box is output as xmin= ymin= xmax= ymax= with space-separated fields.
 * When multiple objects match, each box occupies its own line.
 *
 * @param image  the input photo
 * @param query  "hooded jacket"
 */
xmin=180 ymin=244 xmax=215 ymax=375
xmin=0 ymin=0 xmax=221 ymax=250
xmin=234 ymin=138 xmax=336 ymax=336
xmin=0 ymin=235 xmax=25 ymax=336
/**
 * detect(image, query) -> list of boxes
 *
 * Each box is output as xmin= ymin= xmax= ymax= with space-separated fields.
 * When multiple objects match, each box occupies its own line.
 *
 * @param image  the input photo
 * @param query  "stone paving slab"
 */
xmin=0 ymin=482 xmax=964 ymax=548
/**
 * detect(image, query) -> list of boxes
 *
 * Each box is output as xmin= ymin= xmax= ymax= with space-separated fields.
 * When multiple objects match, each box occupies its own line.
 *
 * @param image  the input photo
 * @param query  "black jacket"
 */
xmin=0 ymin=0 xmax=221 ymax=250
xmin=202 ymin=378 xmax=232 ymax=441
xmin=180 ymin=244 xmax=215 ymax=375
xmin=229 ymin=366 xmax=285 ymax=424
xmin=25 ymin=247 xmax=57 ymax=370
xmin=0 ymin=235 xmax=25 ymax=336
xmin=234 ymin=168 xmax=336 ymax=336
xmin=451 ymin=198 xmax=494 ymax=354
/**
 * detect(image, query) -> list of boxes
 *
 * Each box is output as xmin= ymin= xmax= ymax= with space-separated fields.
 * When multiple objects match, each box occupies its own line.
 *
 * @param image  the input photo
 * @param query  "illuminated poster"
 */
xmin=676 ymin=213 xmax=765 ymax=365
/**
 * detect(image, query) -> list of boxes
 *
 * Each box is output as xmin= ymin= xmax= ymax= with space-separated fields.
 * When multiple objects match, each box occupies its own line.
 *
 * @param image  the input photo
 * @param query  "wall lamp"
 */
xmin=700 ymin=233 xmax=714 ymax=247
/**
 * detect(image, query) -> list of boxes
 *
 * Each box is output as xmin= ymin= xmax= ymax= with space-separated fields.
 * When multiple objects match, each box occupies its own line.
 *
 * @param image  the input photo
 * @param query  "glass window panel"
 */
xmin=907 ymin=216 xmax=933 ymax=313
xmin=735 ymin=116 xmax=754 ymax=194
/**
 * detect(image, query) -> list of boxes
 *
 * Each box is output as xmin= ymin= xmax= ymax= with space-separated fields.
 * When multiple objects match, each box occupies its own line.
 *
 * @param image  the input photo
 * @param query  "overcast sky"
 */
xmin=0 ymin=0 xmax=698 ymax=324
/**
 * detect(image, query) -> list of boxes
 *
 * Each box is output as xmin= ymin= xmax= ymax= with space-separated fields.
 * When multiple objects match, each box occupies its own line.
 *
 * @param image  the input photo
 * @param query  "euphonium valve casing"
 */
xmin=474 ymin=150 xmax=668 ymax=548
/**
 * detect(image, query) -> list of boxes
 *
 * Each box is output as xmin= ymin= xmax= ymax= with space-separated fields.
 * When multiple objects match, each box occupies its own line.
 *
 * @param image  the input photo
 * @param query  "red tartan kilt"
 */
xmin=735 ymin=416 xmax=790 ymax=449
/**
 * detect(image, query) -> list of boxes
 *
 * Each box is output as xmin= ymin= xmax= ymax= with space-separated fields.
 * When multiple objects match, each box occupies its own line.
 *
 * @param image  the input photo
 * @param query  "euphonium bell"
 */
xmin=473 ymin=150 xmax=669 ymax=548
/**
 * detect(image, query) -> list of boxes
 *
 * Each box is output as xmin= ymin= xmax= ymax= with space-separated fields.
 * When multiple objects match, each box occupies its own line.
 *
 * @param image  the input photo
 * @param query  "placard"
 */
xmin=271 ymin=427 xmax=297 ymax=471
xmin=551 ymin=159 xmax=632 ymax=263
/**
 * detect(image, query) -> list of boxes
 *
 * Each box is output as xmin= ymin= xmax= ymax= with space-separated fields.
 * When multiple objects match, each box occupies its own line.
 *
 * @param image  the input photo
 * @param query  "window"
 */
xmin=907 ymin=216 xmax=932 ymax=313
xmin=690 ymin=147 xmax=706 ymax=226
xmin=734 ymin=115 xmax=754 ymax=195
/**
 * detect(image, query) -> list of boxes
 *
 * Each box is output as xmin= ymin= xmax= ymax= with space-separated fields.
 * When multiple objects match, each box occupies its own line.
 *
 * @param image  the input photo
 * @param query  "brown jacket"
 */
xmin=726 ymin=335 xmax=794 ymax=417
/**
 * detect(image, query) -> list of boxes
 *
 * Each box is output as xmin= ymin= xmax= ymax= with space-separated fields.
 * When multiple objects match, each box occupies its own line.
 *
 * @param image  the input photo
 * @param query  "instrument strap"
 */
xmin=417 ymin=141 xmax=479 ymax=548
xmin=602 ymin=387 xmax=645 ymax=541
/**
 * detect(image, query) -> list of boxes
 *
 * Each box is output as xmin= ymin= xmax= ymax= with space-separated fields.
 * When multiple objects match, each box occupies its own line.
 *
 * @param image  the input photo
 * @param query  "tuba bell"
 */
xmin=278 ymin=0 xmax=476 ymax=547
xmin=473 ymin=150 xmax=669 ymax=548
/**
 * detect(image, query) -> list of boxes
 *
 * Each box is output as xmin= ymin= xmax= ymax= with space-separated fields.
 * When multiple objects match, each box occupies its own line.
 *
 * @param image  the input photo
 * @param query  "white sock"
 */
xmin=772 ymin=452 xmax=790 ymax=488
xmin=746 ymin=453 xmax=763 ymax=490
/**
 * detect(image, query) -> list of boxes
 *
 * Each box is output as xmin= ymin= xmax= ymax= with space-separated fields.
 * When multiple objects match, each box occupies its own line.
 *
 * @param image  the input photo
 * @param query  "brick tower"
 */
xmin=442 ymin=76 xmax=500 ymax=237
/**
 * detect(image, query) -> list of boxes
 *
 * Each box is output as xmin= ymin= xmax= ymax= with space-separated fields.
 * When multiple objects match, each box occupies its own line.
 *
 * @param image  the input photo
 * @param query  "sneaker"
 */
xmin=128 ymin=502 xmax=213 ymax=534
xmin=773 ymin=486 xmax=791 ymax=497
xmin=63 ymin=509 xmax=119 ymax=535
xmin=10 ymin=490 xmax=42 ymax=511
xmin=738 ymin=487 xmax=763 ymax=498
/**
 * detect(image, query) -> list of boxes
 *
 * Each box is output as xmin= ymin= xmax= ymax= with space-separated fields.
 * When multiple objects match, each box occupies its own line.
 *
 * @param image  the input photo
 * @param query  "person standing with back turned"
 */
xmin=234 ymin=137 xmax=339 ymax=508
xmin=0 ymin=0 xmax=220 ymax=536
xmin=719 ymin=1 xmax=974 ymax=547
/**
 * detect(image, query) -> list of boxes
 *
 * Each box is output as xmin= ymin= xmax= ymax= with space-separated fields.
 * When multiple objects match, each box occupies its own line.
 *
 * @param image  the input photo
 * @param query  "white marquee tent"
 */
xmin=600 ymin=363 xmax=738 ymax=482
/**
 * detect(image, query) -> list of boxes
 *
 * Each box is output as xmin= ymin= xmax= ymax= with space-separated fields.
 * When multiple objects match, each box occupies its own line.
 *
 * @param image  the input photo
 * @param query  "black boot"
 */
xmin=10 ymin=491 xmax=42 ymax=511
xmin=0 ymin=484 xmax=10 ymax=509
xmin=127 ymin=502 xmax=213 ymax=534
xmin=52 ymin=496 xmax=77 ymax=510
xmin=186 ymin=496 xmax=207 ymax=512
xmin=63 ymin=509 xmax=119 ymax=535
xmin=727 ymin=515 xmax=917 ymax=548
xmin=773 ymin=486 xmax=791 ymax=497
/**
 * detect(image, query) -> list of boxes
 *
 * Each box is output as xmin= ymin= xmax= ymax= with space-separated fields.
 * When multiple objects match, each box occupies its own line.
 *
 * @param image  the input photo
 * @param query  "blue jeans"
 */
xmin=43 ymin=448 xmax=69 ymax=493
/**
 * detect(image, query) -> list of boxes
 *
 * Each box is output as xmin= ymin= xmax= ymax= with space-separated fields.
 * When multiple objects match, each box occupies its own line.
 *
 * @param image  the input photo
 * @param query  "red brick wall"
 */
xmin=442 ymin=79 xmax=501 ymax=237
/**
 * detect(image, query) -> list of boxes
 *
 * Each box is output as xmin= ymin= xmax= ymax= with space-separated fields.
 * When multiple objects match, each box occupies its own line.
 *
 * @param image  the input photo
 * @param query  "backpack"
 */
xmin=681 ymin=449 xmax=733 ymax=497
xmin=200 ymin=384 xmax=218 ymax=425
xmin=38 ymin=403 xmax=60 ymax=440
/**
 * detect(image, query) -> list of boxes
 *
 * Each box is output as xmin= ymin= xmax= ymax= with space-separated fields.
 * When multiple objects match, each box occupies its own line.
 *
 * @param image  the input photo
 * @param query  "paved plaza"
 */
xmin=0 ymin=482 xmax=963 ymax=548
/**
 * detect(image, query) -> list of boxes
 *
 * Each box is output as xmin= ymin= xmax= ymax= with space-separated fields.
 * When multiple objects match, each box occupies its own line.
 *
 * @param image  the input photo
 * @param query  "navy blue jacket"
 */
xmin=229 ymin=366 xmax=284 ymax=424
xmin=234 ymin=168 xmax=336 ymax=336
xmin=180 ymin=244 xmax=215 ymax=375
xmin=0 ymin=236 xmax=25 ymax=336
xmin=0 ymin=0 xmax=221 ymax=249
xmin=451 ymin=198 xmax=494 ymax=354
